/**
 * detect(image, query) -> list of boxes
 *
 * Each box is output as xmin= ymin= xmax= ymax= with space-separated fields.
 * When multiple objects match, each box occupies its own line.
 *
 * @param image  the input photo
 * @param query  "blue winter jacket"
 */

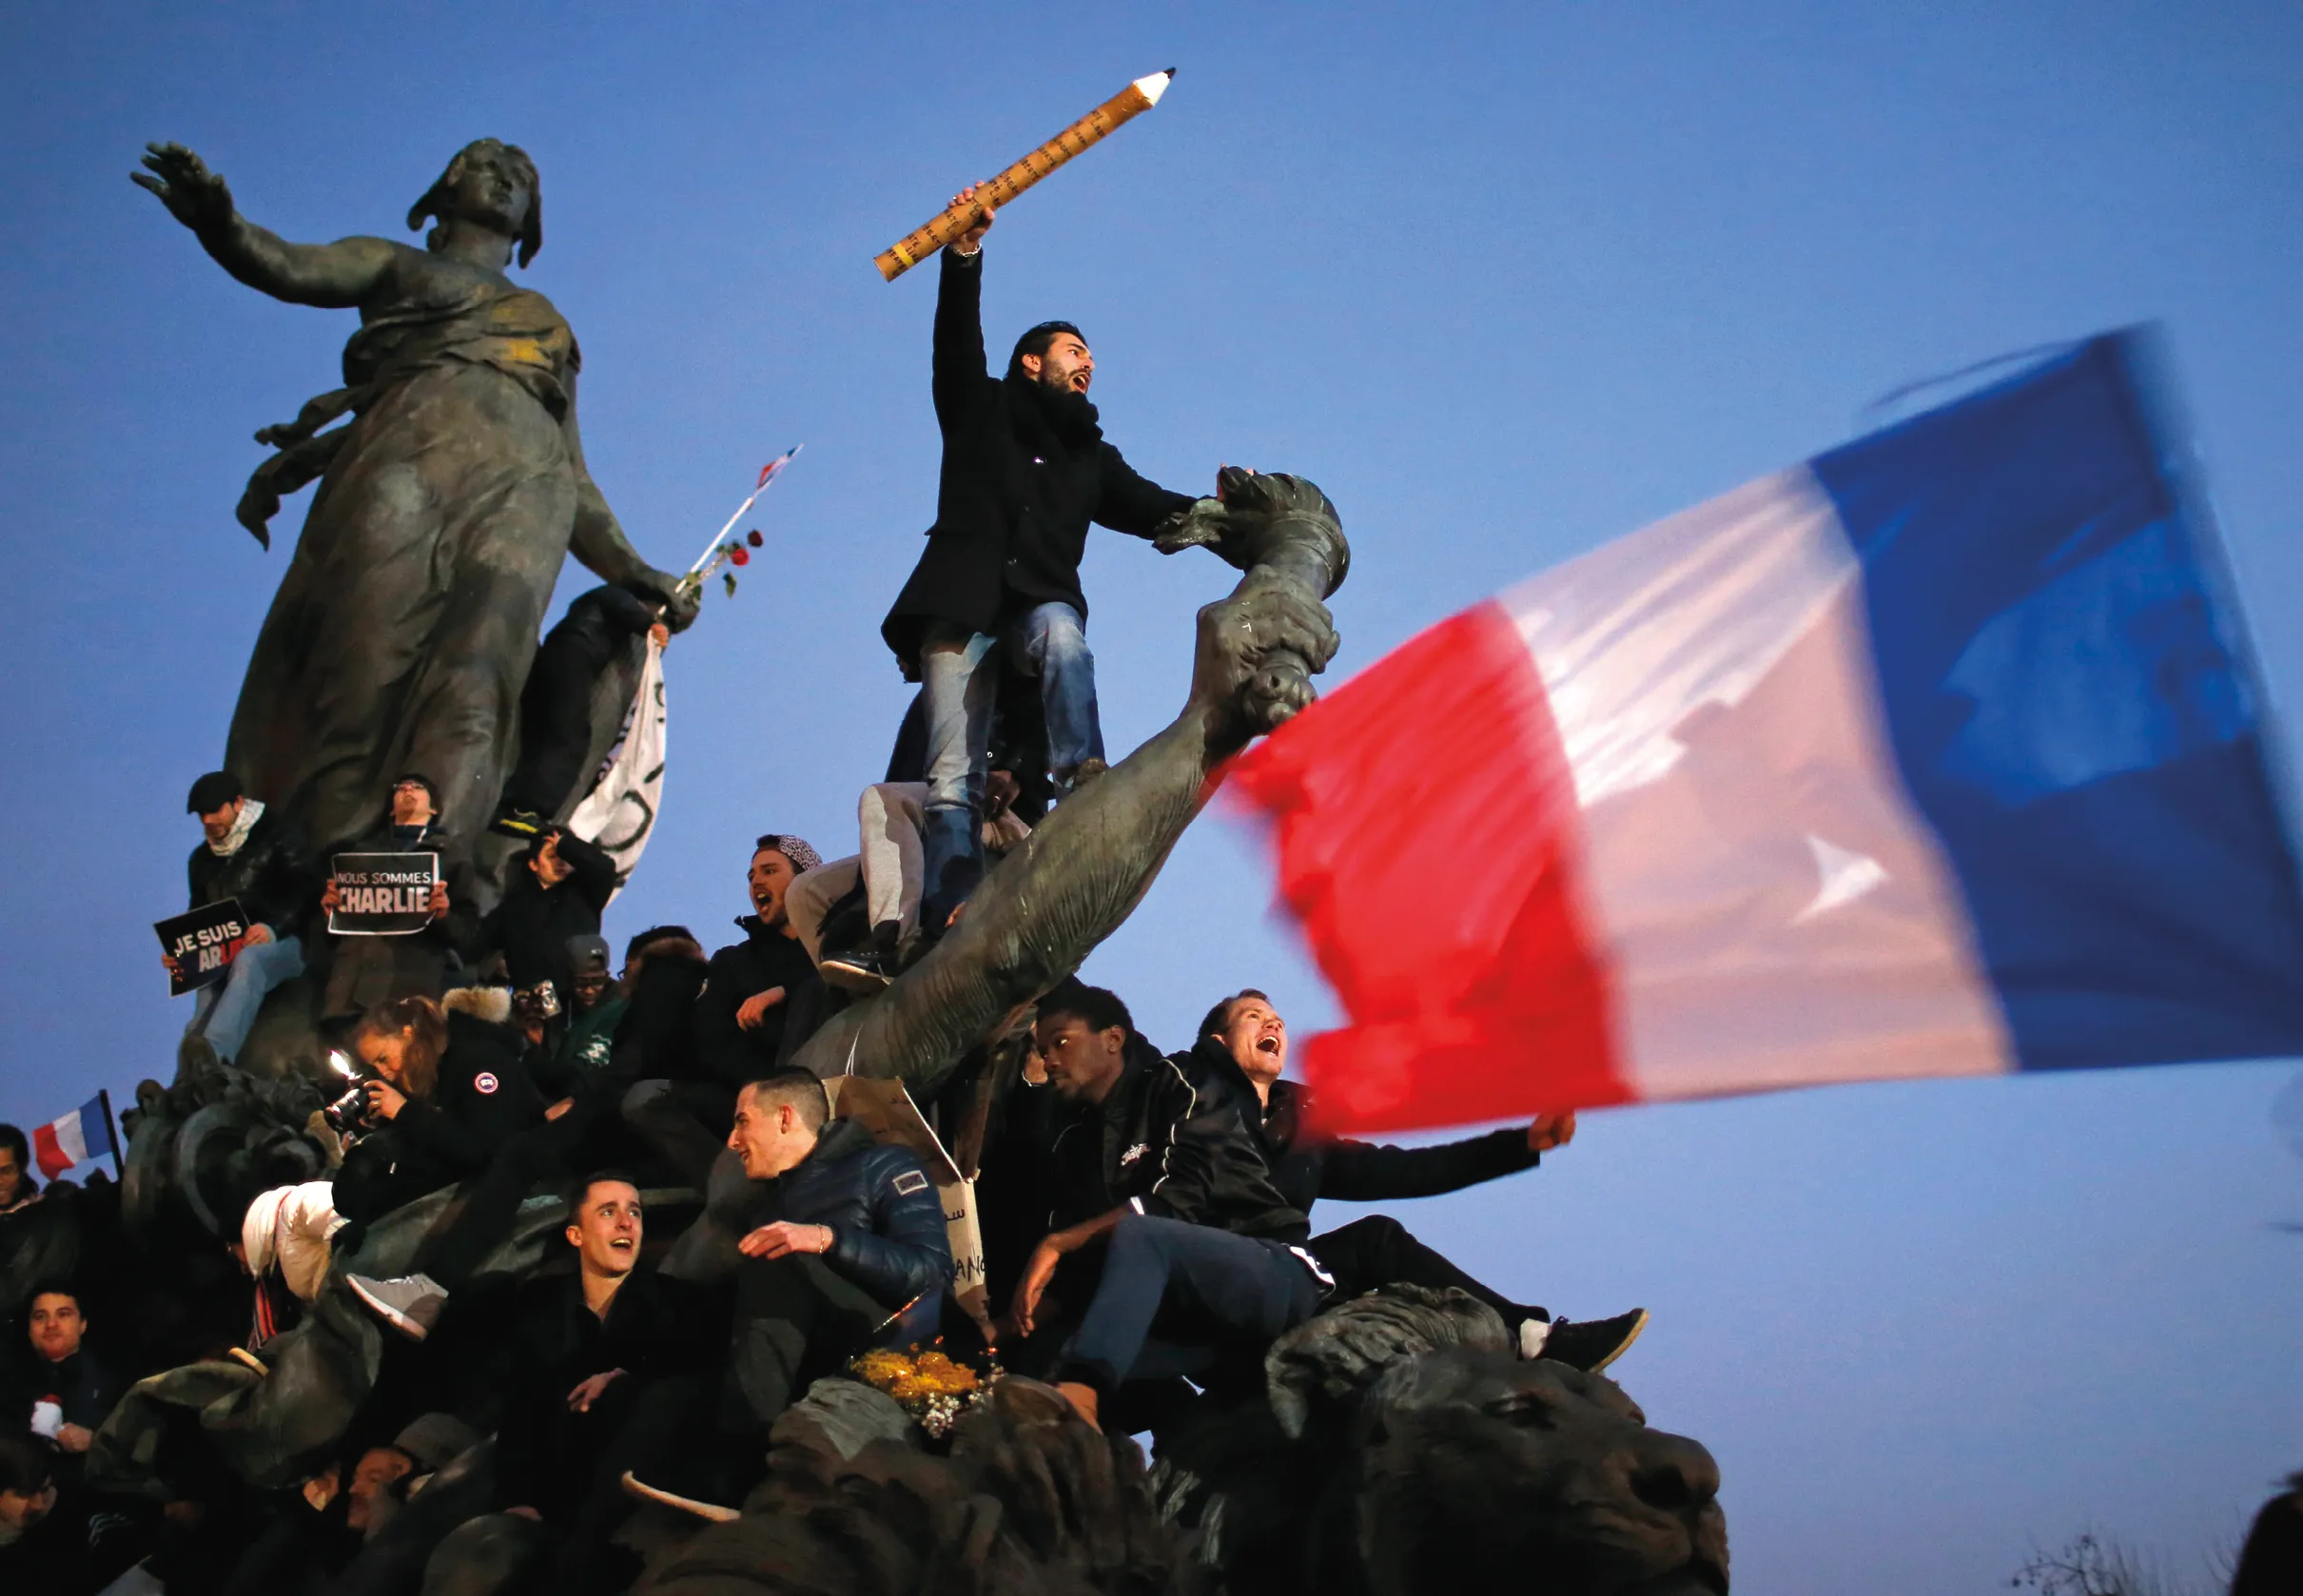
xmin=775 ymin=1118 xmax=954 ymax=1343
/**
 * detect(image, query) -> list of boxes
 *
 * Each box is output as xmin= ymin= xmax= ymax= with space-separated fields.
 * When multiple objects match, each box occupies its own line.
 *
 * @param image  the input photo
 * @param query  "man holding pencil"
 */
xmin=880 ymin=185 xmax=1221 ymax=939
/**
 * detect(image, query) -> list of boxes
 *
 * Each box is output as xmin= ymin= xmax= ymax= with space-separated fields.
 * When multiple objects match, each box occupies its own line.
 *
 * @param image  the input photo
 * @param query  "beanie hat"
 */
xmin=754 ymin=833 xmax=823 ymax=874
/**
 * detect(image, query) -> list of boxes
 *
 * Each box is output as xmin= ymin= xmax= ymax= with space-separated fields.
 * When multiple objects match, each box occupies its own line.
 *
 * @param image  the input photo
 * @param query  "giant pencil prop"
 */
xmin=874 ymin=68 xmax=1174 ymax=282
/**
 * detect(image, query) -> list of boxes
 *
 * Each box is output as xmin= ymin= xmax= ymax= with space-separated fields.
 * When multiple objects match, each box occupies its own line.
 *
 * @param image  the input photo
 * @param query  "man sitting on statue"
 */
xmin=318 ymin=774 xmax=482 ymax=1025
xmin=480 ymin=1173 xmax=720 ymax=1588
xmin=171 ymin=769 xmax=320 ymax=1069
xmin=1190 ymin=988 xmax=1649 ymax=1373
xmin=878 ymin=183 xmax=1236 ymax=940
xmin=786 ymin=769 xmax=1032 ymax=991
xmin=620 ymin=1071 xmax=952 ymax=1517
xmin=493 ymin=584 xmax=671 ymax=841
xmin=1006 ymin=980 xmax=1326 ymax=1433
xmin=689 ymin=834 xmax=827 ymax=1109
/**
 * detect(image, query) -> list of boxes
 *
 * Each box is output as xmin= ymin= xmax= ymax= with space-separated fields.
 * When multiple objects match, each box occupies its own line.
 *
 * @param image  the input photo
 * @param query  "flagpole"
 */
xmin=686 ymin=445 xmax=804 ymax=580
xmin=98 ymin=1088 xmax=125 ymax=1178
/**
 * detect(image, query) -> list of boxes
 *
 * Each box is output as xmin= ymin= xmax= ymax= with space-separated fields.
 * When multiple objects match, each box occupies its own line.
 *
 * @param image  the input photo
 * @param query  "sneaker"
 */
xmin=1537 ymin=1309 xmax=1649 ymax=1374
xmin=348 ymin=1273 xmax=449 ymax=1342
xmin=1061 ymin=757 xmax=1109 ymax=794
xmin=620 ymin=1469 xmax=741 ymax=1524
xmin=819 ymin=946 xmax=895 ymax=993
xmin=490 ymin=807 xmax=545 ymax=839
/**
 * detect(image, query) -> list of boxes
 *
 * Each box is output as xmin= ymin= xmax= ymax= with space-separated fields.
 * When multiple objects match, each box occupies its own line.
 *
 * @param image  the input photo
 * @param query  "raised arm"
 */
xmin=133 ymin=144 xmax=396 ymax=309
xmin=794 ymin=473 xmax=1349 ymax=1100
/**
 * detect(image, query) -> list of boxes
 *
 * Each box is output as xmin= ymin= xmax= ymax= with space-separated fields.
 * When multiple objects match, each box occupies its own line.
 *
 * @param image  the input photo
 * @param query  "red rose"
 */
xmin=747 ymin=529 xmax=764 ymax=547
xmin=731 ymin=546 xmax=751 ymax=566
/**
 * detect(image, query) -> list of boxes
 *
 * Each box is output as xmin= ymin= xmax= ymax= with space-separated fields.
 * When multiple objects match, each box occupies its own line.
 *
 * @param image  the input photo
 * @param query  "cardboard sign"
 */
xmin=824 ymin=1075 xmax=990 ymax=1335
xmin=328 ymin=852 xmax=439 ymax=936
xmin=154 ymin=899 xmax=250 ymax=996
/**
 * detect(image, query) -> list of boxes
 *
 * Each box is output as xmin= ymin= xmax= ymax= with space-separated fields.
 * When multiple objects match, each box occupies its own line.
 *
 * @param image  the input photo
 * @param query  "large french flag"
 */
xmin=1229 ymin=331 xmax=2303 ymax=1136
xmin=32 ymin=1093 xmax=107 ymax=1179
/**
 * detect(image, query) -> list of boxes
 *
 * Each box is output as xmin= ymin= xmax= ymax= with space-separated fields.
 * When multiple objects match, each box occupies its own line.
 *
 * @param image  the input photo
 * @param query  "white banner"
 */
xmin=567 ymin=635 xmax=666 ymax=889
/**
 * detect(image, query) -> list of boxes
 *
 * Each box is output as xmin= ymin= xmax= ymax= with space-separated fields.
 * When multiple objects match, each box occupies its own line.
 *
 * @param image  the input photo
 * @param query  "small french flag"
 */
xmin=32 ymin=1094 xmax=107 ymax=1179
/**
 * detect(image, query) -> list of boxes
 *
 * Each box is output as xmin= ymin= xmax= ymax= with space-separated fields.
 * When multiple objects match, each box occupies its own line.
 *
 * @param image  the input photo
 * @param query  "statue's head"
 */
xmin=407 ymin=139 xmax=542 ymax=267
xmin=1345 ymin=1349 xmax=1727 ymax=1596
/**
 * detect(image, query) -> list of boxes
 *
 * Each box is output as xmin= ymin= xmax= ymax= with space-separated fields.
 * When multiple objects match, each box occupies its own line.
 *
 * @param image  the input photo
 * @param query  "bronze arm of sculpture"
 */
xmin=135 ymin=143 xmax=399 ymax=310
xmin=791 ymin=472 xmax=1349 ymax=1098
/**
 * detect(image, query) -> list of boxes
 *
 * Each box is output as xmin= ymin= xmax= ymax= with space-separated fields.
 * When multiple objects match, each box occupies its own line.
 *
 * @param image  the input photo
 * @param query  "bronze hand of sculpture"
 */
xmin=132 ymin=143 xmax=236 ymax=235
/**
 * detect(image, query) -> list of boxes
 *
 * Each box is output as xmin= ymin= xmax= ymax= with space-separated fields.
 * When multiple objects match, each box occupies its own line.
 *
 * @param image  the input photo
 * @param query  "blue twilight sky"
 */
xmin=4 ymin=4 xmax=2300 ymax=1588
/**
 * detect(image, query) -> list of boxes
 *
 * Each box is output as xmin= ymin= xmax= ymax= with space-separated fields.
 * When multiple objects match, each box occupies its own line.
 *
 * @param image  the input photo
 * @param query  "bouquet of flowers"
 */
xmin=850 ymin=1345 xmax=995 ymax=1438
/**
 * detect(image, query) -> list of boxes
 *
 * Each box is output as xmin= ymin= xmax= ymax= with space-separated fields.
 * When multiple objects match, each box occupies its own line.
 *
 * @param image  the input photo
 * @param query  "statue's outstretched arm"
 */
xmin=560 ymin=366 xmax=701 ymax=631
xmin=793 ymin=473 xmax=1348 ymax=1099
xmin=133 ymin=144 xmax=395 ymax=310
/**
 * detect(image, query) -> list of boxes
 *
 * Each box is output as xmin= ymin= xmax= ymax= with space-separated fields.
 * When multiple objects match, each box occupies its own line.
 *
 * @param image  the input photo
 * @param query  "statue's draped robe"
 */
xmin=225 ymin=269 xmax=583 ymax=860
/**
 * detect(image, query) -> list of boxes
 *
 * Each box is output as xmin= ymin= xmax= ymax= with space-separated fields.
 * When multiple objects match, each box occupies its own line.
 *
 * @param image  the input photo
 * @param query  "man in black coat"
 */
xmin=1190 ymin=987 xmax=1648 ymax=1372
xmin=879 ymin=186 xmax=1222 ymax=932
xmin=317 ymin=774 xmax=484 ymax=1023
xmin=478 ymin=826 xmax=618 ymax=1002
xmin=494 ymin=583 xmax=670 ymax=838
xmin=173 ymin=769 xmax=321 ymax=1065
xmin=491 ymin=1174 xmax=719 ymax=1591
xmin=1007 ymin=981 xmax=1327 ymax=1432
xmin=692 ymin=835 xmax=825 ymax=1100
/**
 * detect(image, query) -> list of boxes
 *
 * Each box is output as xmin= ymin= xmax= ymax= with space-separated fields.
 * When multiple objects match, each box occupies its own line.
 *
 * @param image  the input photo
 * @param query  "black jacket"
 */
xmin=494 ymin=1269 xmax=719 ymax=1519
xmin=880 ymin=248 xmax=1194 ymax=671
xmin=1045 ymin=1035 xmax=1309 ymax=1244
xmin=613 ymin=947 xmax=706 ymax=1085
xmin=186 ymin=807 xmax=321 ymax=941
xmin=693 ymin=918 xmax=822 ymax=1091
xmin=1188 ymin=1039 xmax=1541 ymax=1218
xmin=333 ymin=1009 xmax=546 ymax=1222
xmin=765 ymin=1119 xmax=954 ymax=1316
xmin=478 ymin=830 xmax=617 ymax=995
xmin=535 ymin=584 xmax=655 ymax=681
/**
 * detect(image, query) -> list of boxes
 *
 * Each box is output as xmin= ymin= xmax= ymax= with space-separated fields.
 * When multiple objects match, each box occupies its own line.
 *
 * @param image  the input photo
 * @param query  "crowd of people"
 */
xmin=0 ymin=192 xmax=1641 ymax=1593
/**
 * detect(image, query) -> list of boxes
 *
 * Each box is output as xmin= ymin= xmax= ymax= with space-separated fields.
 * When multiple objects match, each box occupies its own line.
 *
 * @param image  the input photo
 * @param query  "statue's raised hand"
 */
xmin=1191 ymin=566 xmax=1341 ymax=754
xmin=132 ymin=143 xmax=234 ymax=234
xmin=1185 ymin=471 xmax=1348 ymax=748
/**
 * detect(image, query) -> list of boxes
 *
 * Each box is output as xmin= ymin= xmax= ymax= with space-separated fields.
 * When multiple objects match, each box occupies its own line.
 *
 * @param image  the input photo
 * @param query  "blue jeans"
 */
xmin=1056 ymin=1214 xmax=1322 ymax=1396
xmin=187 ymin=934 xmax=305 ymax=1064
xmin=919 ymin=601 xmax=1103 ymax=925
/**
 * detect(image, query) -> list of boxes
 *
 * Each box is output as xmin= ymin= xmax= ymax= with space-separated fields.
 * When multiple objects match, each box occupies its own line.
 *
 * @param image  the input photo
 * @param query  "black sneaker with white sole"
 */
xmin=1536 ymin=1309 xmax=1649 ymax=1374
xmin=819 ymin=946 xmax=895 ymax=992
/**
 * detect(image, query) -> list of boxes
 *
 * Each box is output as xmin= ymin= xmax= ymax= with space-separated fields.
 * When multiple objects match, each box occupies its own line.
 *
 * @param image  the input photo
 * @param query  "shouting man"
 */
xmin=879 ymin=184 xmax=1220 ymax=935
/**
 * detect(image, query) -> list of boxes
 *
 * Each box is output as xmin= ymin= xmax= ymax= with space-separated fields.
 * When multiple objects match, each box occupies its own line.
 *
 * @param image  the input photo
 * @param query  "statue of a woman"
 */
xmin=134 ymin=139 xmax=695 ymax=862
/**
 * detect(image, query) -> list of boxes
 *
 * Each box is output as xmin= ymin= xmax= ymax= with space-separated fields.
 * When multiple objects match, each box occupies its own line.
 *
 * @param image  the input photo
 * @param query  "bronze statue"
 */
xmin=133 ymin=140 xmax=695 ymax=864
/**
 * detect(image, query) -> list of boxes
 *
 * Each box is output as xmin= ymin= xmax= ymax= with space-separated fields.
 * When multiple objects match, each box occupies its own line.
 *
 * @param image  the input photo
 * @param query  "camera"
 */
xmin=322 ymin=1050 xmax=377 ymax=1137
xmin=513 ymin=980 xmax=561 ymax=1026
xmin=322 ymin=1082 xmax=374 ymax=1138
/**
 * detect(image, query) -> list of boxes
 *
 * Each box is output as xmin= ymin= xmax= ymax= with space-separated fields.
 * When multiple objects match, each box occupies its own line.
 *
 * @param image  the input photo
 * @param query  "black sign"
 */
xmin=329 ymin=852 xmax=439 ymax=936
xmin=155 ymin=899 xmax=251 ymax=996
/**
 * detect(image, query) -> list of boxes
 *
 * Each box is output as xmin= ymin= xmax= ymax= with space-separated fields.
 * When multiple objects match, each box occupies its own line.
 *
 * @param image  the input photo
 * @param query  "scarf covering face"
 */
xmin=209 ymin=797 xmax=266 ymax=858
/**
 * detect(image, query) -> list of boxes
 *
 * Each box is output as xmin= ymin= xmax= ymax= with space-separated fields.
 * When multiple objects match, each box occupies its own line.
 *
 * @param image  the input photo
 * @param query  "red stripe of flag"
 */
xmin=1224 ymin=600 xmax=1628 ymax=1135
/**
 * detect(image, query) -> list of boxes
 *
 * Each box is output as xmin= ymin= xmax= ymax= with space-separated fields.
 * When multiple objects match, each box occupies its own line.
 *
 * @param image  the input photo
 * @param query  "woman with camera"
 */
xmin=333 ymin=990 xmax=546 ymax=1226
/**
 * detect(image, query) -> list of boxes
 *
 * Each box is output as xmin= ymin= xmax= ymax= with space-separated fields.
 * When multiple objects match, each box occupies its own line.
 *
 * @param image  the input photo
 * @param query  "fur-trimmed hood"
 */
xmin=441 ymin=985 xmax=513 ymax=1025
